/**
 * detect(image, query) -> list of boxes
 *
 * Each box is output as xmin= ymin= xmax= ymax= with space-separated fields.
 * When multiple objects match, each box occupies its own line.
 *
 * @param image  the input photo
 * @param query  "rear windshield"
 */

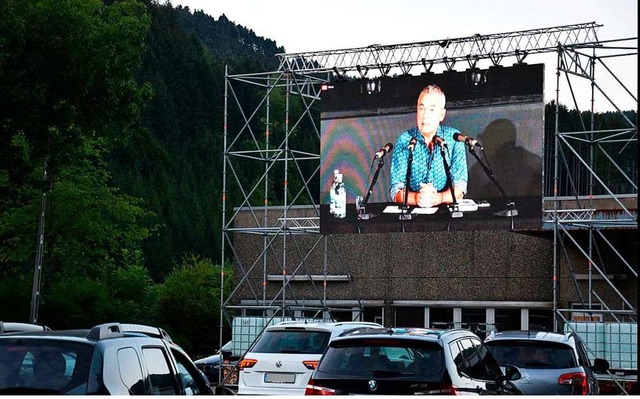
xmin=318 ymin=338 xmax=444 ymax=379
xmin=0 ymin=339 xmax=94 ymax=394
xmin=485 ymin=340 xmax=577 ymax=369
xmin=251 ymin=329 xmax=331 ymax=354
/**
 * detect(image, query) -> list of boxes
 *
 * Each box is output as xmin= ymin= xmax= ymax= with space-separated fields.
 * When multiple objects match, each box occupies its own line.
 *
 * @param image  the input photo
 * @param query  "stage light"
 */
xmin=366 ymin=78 xmax=381 ymax=94
xmin=439 ymin=39 xmax=451 ymax=48
xmin=466 ymin=68 xmax=486 ymax=86
xmin=471 ymin=71 xmax=485 ymax=85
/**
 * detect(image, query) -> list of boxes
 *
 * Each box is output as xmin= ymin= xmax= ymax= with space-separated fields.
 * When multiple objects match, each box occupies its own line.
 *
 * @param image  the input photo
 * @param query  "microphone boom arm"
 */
xmin=467 ymin=147 xmax=508 ymax=198
xmin=403 ymin=148 xmax=414 ymax=212
xmin=361 ymin=157 xmax=384 ymax=208
xmin=439 ymin=144 xmax=459 ymax=208
xmin=466 ymin=146 xmax=518 ymax=220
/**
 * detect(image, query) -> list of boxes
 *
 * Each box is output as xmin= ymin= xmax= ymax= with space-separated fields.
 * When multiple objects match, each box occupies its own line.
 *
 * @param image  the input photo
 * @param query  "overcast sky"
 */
xmin=170 ymin=0 xmax=638 ymax=111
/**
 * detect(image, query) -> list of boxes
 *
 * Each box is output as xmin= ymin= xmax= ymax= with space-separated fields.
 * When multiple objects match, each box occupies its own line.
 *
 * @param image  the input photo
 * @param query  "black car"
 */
xmin=194 ymin=341 xmax=232 ymax=385
xmin=0 ymin=322 xmax=213 ymax=395
xmin=305 ymin=327 xmax=522 ymax=395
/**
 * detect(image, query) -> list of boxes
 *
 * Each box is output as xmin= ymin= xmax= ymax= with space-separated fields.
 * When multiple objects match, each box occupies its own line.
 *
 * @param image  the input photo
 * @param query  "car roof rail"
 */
xmin=87 ymin=322 xmax=173 ymax=342
xmin=1 ymin=321 xmax=51 ymax=333
xmin=121 ymin=323 xmax=173 ymax=342
xmin=87 ymin=323 xmax=125 ymax=340
xmin=339 ymin=325 xmax=383 ymax=336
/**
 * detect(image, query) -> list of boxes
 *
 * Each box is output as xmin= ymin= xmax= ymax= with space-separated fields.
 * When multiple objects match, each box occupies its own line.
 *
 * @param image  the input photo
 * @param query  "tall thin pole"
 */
xmin=30 ymin=159 xmax=48 ymax=324
xmin=219 ymin=65 xmax=229 ymax=380
xmin=552 ymin=48 xmax=561 ymax=333
xmin=263 ymin=76 xmax=271 ymax=315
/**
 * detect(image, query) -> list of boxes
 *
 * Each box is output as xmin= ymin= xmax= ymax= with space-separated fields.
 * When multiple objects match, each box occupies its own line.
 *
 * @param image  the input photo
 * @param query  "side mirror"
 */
xmin=592 ymin=358 xmax=610 ymax=373
xmin=504 ymin=365 xmax=522 ymax=381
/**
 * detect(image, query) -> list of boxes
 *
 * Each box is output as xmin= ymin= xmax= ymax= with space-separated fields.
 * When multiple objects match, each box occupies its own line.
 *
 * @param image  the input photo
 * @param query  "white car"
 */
xmin=237 ymin=320 xmax=382 ymax=395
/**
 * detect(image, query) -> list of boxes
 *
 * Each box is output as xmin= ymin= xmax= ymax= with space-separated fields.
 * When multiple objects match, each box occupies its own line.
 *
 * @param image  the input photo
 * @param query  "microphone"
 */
xmin=375 ymin=143 xmax=393 ymax=159
xmin=407 ymin=137 xmax=417 ymax=151
xmin=453 ymin=132 xmax=482 ymax=149
xmin=432 ymin=135 xmax=447 ymax=148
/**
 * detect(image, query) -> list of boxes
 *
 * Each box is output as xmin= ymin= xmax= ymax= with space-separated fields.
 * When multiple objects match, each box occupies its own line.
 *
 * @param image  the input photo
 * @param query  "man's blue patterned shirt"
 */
xmin=389 ymin=125 xmax=468 ymax=200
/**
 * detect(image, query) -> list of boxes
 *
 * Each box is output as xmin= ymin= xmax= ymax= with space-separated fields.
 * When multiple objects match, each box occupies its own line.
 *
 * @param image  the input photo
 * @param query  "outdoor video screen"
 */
xmin=320 ymin=64 xmax=544 ymax=234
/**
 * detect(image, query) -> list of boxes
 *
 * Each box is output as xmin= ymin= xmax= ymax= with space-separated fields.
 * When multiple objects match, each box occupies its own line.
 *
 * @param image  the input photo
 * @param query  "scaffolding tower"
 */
xmin=220 ymin=22 xmax=637 ymax=387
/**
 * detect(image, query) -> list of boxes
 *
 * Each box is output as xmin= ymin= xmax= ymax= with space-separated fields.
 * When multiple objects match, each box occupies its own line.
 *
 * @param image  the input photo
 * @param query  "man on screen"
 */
xmin=389 ymin=84 xmax=468 ymax=208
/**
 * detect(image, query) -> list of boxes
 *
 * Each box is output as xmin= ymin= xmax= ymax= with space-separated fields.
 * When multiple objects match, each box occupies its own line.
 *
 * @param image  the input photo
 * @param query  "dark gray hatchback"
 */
xmin=305 ymin=327 xmax=522 ymax=395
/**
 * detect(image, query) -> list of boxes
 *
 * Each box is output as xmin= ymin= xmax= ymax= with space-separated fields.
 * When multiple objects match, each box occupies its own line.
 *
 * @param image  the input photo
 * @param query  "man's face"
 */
xmin=416 ymin=91 xmax=446 ymax=136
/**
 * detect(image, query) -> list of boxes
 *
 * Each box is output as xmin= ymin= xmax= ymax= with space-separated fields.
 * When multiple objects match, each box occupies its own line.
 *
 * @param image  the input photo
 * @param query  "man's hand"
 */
xmin=417 ymin=183 xmax=439 ymax=208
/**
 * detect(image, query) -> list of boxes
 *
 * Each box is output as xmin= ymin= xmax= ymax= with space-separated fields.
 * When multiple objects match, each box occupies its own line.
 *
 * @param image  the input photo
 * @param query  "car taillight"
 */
xmin=239 ymin=358 xmax=257 ymax=370
xmin=558 ymin=371 xmax=588 ymax=394
xmin=305 ymin=379 xmax=336 ymax=395
xmin=432 ymin=384 xmax=460 ymax=395
xmin=302 ymin=360 xmax=319 ymax=370
xmin=417 ymin=384 xmax=460 ymax=395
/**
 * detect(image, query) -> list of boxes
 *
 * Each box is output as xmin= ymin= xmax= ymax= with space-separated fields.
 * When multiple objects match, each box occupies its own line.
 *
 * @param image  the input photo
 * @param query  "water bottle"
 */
xmin=334 ymin=171 xmax=346 ymax=219
xmin=329 ymin=170 xmax=338 ymax=216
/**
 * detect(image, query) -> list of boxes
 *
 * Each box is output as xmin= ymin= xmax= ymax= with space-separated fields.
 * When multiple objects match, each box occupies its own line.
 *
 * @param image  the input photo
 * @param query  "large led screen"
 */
xmin=320 ymin=64 xmax=544 ymax=234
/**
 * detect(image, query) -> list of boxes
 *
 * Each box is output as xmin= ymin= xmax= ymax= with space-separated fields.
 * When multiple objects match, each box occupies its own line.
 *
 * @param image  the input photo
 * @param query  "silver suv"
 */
xmin=305 ymin=327 xmax=522 ymax=395
xmin=237 ymin=320 xmax=382 ymax=395
xmin=0 ymin=322 xmax=213 ymax=395
xmin=484 ymin=330 xmax=609 ymax=395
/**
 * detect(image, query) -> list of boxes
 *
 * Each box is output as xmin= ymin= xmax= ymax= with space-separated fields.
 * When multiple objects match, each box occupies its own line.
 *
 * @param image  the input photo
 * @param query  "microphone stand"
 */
xmin=439 ymin=144 xmax=463 ymax=219
xmin=399 ymin=147 xmax=414 ymax=221
xmin=358 ymin=156 xmax=385 ymax=220
xmin=466 ymin=145 xmax=518 ymax=227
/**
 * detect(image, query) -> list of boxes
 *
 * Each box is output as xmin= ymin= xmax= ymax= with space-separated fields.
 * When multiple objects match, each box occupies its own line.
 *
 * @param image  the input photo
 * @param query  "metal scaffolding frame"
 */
xmin=220 ymin=22 xmax=637 ymax=388
xmin=548 ymin=38 xmax=637 ymax=328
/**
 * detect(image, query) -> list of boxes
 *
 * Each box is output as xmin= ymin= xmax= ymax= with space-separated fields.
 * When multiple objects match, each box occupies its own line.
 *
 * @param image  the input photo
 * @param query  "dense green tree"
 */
xmin=544 ymin=102 xmax=636 ymax=196
xmin=155 ymin=254 xmax=233 ymax=357
xmin=0 ymin=0 xmax=153 ymax=325
xmin=42 ymin=264 xmax=156 ymax=328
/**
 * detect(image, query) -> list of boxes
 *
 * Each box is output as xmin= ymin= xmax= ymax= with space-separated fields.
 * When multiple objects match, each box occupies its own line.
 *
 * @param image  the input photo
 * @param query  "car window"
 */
xmin=118 ymin=347 xmax=145 ymax=394
xmin=485 ymin=340 xmax=577 ymax=369
xmin=171 ymin=348 xmax=207 ymax=395
xmin=251 ymin=330 xmax=330 ymax=354
xmin=142 ymin=347 xmax=177 ymax=395
xmin=318 ymin=339 xmax=443 ymax=379
xmin=468 ymin=339 xmax=502 ymax=380
xmin=570 ymin=338 xmax=588 ymax=367
xmin=450 ymin=338 xmax=499 ymax=381
xmin=449 ymin=339 xmax=466 ymax=375
xmin=0 ymin=340 xmax=92 ymax=393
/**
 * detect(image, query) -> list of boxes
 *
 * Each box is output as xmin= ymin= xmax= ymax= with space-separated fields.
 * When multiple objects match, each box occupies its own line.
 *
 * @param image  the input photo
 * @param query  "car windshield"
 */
xmin=0 ymin=339 xmax=94 ymax=394
xmin=250 ymin=329 xmax=331 ymax=354
xmin=318 ymin=338 xmax=444 ymax=379
xmin=485 ymin=340 xmax=577 ymax=369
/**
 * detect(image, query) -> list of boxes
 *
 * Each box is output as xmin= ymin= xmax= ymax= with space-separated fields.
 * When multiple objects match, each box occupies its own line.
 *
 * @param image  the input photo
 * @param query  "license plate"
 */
xmin=264 ymin=372 xmax=296 ymax=384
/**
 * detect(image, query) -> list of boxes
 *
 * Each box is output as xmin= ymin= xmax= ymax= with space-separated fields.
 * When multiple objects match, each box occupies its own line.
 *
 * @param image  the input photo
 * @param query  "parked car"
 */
xmin=484 ymin=330 xmax=609 ymax=395
xmin=0 ymin=322 xmax=213 ymax=395
xmin=305 ymin=327 xmax=523 ymax=395
xmin=0 ymin=321 xmax=50 ymax=333
xmin=237 ymin=320 xmax=382 ymax=395
xmin=195 ymin=340 xmax=232 ymax=385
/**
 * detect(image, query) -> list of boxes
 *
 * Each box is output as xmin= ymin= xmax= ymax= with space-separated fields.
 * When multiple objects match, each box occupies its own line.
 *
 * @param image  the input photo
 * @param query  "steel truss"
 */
xmin=220 ymin=22 xmax=637 ymax=388
xmin=548 ymin=38 xmax=637 ymax=331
